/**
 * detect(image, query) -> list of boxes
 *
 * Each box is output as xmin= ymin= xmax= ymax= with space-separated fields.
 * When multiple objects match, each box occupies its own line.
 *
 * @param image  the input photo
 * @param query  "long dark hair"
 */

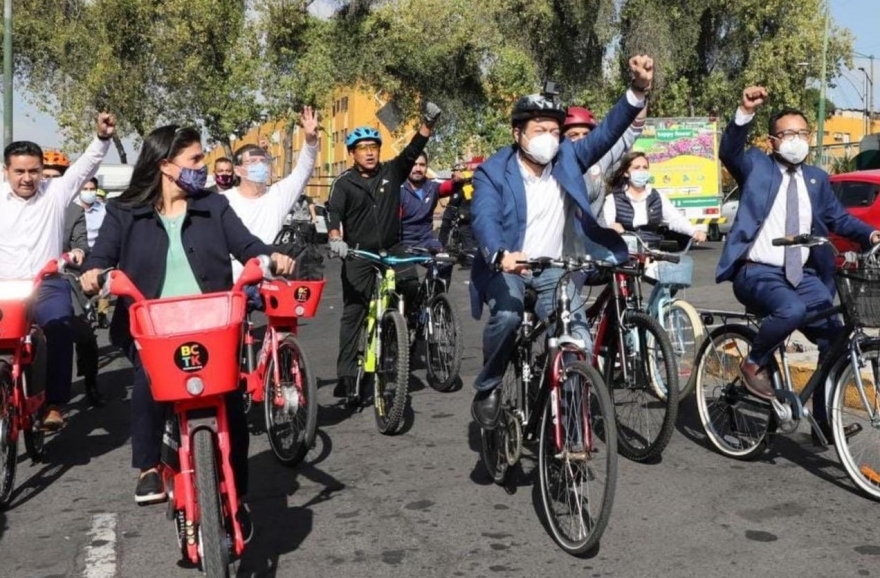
xmin=115 ymin=125 xmax=201 ymax=206
xmin=608 ymin=151 xmax=648 ymax=191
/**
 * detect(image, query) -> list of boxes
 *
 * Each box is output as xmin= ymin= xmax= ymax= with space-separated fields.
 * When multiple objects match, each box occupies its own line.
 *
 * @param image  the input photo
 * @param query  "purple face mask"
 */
xmin=215 ymin=173 xmax=233 ymax=188
xmin=176 ymin=166 xmax=208 ymax=194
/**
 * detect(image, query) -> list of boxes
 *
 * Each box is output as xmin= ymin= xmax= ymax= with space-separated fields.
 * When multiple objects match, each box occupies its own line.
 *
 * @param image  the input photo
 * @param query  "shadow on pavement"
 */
xmin=236 ymin=430 xmax=344 ymax=578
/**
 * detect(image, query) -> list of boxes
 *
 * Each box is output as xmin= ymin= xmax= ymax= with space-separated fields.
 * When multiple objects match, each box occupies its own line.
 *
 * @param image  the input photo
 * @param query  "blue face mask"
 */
xmin=245 ymin=162 xmax=270 ymax=185
xmin=628 ymin=169 xmax=651 ymax=188
xmin=176 ymin=166 xmax=208 ymax=194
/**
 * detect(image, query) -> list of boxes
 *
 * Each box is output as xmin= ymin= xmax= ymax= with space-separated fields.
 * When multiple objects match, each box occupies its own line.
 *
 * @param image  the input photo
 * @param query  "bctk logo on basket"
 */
xmin=294 ymin=286 xmax=311 ymax=303
xmin=174 ymin=342 xmax=209 ymax=372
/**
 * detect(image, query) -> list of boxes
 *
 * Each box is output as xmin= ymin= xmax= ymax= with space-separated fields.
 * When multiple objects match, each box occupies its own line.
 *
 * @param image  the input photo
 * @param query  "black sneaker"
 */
xmin=135 ymin=469 xmax=167 ymax=505
xmin=333 ymin=376 xmax=354 ymax=399
xmin=237 ymin=504 xmax=254 ymax=544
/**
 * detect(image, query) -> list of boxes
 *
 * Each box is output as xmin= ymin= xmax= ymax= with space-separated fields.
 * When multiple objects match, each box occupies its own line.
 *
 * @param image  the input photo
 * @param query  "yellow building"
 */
xmin=205 ymin=87 xmax=417 ymax=202
xmin=815 ymin=109 xmax=880 ymax=161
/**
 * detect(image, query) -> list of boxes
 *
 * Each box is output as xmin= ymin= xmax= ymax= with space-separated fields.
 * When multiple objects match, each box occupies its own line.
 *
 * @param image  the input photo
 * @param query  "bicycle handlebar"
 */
xmin=349 ymin=248 xmax=427 ymax=266
xmin=770 ymin=234 xmax=880 ymax=266
xmin=621 ymin=233 xmax=682 ymax=264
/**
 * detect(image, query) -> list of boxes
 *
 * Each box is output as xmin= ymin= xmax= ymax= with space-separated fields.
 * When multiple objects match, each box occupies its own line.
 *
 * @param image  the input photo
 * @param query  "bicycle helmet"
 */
xmin=563 ymin=106 xmax=598 ymax=130
xmin=42 ymin=149 xmax=70 ymax=168
xmin=510 ymin=94 xmax=566 ymax=126
xmin=345 ymin=127 xmax=382 ymax=150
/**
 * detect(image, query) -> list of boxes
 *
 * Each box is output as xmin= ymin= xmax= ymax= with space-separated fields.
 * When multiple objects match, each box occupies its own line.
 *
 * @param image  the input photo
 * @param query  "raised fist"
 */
xmin=628 ymin=55 xmax=654 ymax=92
xmin=96 ymin=113 xmax=117 ymax=139
xmin=741 ymin=86 xmax=768 ymax=114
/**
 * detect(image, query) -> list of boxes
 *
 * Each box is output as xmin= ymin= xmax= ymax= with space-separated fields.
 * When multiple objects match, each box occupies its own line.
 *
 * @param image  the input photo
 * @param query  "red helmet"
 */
xmin=563 ymin=106 xmax=597 ymax=130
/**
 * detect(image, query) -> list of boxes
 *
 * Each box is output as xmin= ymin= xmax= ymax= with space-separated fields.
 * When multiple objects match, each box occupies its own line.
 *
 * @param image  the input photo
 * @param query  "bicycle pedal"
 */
xmin=860 ymin=465 xmax=880 ymax=486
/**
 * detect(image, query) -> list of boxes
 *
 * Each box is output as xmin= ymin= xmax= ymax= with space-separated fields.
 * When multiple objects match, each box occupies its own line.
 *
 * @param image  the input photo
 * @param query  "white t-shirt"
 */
xmin=519 ymin=158 xmax=565 ymax=259
xmin=223 ymin=142 xmax=319 ymax=278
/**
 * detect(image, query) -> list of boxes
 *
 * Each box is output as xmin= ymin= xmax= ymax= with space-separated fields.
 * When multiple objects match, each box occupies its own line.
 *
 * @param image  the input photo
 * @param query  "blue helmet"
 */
xmin=346 ymin=126 xmax=382 ymax=150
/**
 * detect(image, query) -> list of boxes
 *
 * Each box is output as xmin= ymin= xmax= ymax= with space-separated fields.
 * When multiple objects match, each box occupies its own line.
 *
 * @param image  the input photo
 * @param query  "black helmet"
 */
xmin=511 ymin=94 xmax=566 ymax=126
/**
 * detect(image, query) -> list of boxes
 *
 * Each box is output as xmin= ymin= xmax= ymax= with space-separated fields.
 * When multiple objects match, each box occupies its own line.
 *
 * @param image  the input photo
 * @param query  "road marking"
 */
xmin=83 ymin=513 xmax=117 ymax=578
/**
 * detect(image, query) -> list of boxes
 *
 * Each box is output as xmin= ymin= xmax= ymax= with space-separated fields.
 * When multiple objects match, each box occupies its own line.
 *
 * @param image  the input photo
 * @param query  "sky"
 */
xmin=3 ymin=0 xmax=877 ymax=162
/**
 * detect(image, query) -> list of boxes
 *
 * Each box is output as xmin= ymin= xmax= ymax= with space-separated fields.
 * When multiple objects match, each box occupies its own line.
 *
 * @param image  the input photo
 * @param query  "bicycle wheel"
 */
xmin=0 ymin=362 xmax=17 ymax=507
xmin=425 ymin=293 xmax=463 ymax=392
xmin=263 ymin=335 xmax=318 ymax=467
xmin=539 ymin=361 xmax=617 ymax=556
xmin=694 ymin=324 xmax=775 ymax=460
xmin=193 ymin=428 xmax=230 ymax=578
xmin=659 ymin=299 xmax=704 ymax=400
xmin=603 ymin=311 xmax=678 ymax=461
xmin=830 ymin=341 xmax=880 ymax=501
xmin=374 ymin=310 xmax=410 ymax=434
xmin=23 ymin=332 xmax=47 ymax=461
xmin=479 ymin=357 xmax=521 ymax=485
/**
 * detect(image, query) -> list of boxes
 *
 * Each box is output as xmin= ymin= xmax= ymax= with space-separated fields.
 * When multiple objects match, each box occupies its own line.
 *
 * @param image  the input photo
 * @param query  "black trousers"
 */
xmin=125 ymin=344 xmax=250 ymax=495
xmin=336 ymin=246 xmax=419 ymax=379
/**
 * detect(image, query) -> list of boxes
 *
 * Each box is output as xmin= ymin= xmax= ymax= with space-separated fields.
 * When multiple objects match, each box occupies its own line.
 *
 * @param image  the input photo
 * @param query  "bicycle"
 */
xmin=240 ymin=276 xmax=324 ymax=466
xmin=0 ymin=259 xmax=60 ymax=507
xmin=479 ymin=256 xmax=617 ymax=556
xmin=583 ymin=234 xmax=680 ymax=462
xmin=693 ymin=234 xmax=880 ymax=500
xmin=349 ymin=249 xmax=425 ymax=434
xmin=405 ymin=247 xmax=462 ymax=392
xmin=641 ymin=237 xmax=705 ymax=399
xmin=103 ymin=257 xmax=270 ymax=575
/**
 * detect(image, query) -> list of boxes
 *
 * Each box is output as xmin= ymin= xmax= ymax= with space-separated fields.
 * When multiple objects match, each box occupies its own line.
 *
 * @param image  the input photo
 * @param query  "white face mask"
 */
xmin=80 ymin=189 xmax=97 ymax=205
xmin=628 ymin=169 xmax=651 ymax=188
xmin=521 ymin=132 xmax=559 ymax=165
xmin=777 ymin=137 xmax=810 ymax=165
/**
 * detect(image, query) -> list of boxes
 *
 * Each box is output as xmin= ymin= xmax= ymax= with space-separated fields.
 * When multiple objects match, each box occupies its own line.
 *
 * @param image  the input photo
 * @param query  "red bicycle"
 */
xmin=105 ymin=257 xmax=268 ymax=576
xmin=241 ymin=277 xmax=323 ymax=465
xmin=0 ymin=260 xmax=60 ymax=507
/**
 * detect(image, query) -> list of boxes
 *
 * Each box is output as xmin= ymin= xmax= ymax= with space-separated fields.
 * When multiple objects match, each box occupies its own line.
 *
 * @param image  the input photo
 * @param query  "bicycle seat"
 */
xmin=524 ymin=288 xmax=538 ymax=314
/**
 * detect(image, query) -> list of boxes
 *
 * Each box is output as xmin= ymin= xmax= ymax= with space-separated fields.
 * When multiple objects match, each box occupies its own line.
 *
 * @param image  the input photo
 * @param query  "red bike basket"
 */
xmin=260 ymin=279 xmax=325 ymax=325
xmin=129 ymin=291 xmax=246 ymax=402
xmin=0 ymin=281 xmax=36 ymax=347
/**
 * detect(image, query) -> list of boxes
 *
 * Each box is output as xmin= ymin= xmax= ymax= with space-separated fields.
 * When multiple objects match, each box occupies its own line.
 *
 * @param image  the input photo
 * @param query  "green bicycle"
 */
xmin=349 ymin=249 xmax=424 ymax=434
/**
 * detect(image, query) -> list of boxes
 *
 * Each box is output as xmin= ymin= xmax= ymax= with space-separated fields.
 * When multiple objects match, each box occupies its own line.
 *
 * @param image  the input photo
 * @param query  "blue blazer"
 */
xmin=716 ymin=117 xmax=875 ymax=292
xmin=83 ymin=190 xmax=273 ymax=348
xmin=469 ymin=93 xmax=640 ymax=318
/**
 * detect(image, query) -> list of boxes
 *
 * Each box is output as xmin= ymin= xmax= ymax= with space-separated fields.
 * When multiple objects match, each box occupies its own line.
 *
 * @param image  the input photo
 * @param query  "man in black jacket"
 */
xmin=327 ymin=102 xmax=441 ymax=399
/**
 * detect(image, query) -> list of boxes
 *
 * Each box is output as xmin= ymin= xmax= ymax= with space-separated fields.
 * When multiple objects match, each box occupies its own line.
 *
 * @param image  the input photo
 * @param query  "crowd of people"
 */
xmin=2 ymin=50 xmax=878 ymax=556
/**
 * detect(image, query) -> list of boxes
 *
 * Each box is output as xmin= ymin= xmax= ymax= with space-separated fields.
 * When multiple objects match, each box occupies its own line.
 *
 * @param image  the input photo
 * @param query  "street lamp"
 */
xmin=858 ymin=66 xmax=874 ymax=136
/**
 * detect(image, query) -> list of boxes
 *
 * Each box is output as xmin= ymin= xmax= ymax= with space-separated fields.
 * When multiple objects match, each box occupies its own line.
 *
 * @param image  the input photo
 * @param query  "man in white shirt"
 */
xmin=223 ymin=107 xmax=320 ymax=280
xmin=0 ymin=114 xmax=116 ymax=428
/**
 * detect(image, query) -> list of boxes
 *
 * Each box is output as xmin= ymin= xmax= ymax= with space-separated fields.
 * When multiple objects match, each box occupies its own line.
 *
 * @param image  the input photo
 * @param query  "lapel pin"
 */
xmin=810 ymin=178 xmax=816 ymax=184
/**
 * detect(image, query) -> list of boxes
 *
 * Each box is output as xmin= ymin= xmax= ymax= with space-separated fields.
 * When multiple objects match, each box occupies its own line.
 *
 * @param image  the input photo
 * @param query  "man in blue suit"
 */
xmin=717 ymin=85 xmax=880 ymax=437
xmin=468 ymin=55 xmax=654 ymax=429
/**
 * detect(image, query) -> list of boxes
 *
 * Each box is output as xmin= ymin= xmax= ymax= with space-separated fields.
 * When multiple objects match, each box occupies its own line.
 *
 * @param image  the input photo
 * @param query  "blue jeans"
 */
xmin=32 ymin=278 xmax=74 ymax=406
xmin=474 ymin=268 xmax=590 ymax=392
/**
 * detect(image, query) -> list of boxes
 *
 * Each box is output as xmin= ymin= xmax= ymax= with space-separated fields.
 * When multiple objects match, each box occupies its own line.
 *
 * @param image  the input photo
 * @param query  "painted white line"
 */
xmin=83 ymin=513 xmax=118 ymax=578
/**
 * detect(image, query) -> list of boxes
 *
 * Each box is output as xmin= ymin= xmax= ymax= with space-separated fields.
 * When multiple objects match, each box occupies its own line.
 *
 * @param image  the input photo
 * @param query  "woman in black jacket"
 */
xmin=81 ymin=125 xmax=293 ymax=514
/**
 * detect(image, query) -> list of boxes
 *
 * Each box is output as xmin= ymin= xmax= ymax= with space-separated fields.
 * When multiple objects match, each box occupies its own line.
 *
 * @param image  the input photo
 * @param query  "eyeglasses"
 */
xmin=242 ymin=158 xmax=269 ymax=166
xmin=354 ymin=143 xmax=380 ymax=152
xmin=772 ymin=129 xmax=811 ymax=141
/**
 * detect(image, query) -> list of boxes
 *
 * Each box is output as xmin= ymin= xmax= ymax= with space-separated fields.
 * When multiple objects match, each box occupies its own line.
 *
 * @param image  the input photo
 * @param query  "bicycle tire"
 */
xmin=425 ymin=293 xmax=463 ymax=392
xmin=830 ymin=341 xmax=880 ymax=501
xmin=374 ymin=310 xmax=410 ymax=435
xmin=263 ymin=335 xmax=318 ymax=467
xmin=0 ymin=361 xmax=17 ymax=507
xmin=538 ymin=361 xmax=617 ymax=556
xmin=694 ymin=324 xmax=775 ymax=460
xmin=193 ymin=428 xmax=230 ymax=578
xmin=603 ymin=311 xmax=678 ymax=461
xmin=479 ymin=358 xmax=521 ymax=484
xmin=23 ymin=365 xmax=45 ymax=463
xmin=659 ymin=299 xmax=704 ymax=400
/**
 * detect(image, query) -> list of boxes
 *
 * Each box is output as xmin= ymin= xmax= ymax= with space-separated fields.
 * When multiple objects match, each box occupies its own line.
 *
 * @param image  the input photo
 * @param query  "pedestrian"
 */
xmin=208 ymin=157 xmax=235 ymax=193
xmin=326 ymin=102 xmax=442 ymax=399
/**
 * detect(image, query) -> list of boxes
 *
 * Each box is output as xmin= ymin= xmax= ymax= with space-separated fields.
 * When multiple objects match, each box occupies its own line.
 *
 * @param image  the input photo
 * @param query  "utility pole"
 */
xmin=815 ymin=0 xmax=830 ymax=165
xmin=3 ymin=0 xmax=12 ymax=149
xmin=856 ymin=51 xmax=876 ymax=137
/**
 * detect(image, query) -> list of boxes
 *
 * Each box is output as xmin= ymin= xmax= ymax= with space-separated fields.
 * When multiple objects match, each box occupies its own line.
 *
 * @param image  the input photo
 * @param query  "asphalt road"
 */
xmin=2 ymin=241 xmax=880 ymax=578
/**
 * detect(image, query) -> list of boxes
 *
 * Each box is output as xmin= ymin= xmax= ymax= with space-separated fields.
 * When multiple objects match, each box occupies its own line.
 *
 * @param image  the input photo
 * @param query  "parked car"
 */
xmin=716 ymin=187 xmax=739 ymax=239
xmin=829 ymin=169 xmax=880 ymax=252
xmin=312 ymin=203 xmax=330 ymax=244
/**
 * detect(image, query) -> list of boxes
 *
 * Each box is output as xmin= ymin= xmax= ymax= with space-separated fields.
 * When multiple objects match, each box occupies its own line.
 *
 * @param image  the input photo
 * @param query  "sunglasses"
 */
xmin=354 ymin=143 xmax=380 ymax=152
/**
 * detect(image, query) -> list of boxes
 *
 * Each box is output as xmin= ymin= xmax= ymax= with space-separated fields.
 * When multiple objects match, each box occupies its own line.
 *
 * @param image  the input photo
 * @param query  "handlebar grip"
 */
xmin=771 ymin=237 xmax=792 ymax=247
xmin=662 ymin=254 xmax=681 ymax=264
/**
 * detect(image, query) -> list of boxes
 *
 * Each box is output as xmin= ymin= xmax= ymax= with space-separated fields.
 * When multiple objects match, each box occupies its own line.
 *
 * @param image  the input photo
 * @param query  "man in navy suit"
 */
xmin=468 ymin=55 xmax=654 ymax=428
xmin=717 ymin=85 xmax=880 ymax=437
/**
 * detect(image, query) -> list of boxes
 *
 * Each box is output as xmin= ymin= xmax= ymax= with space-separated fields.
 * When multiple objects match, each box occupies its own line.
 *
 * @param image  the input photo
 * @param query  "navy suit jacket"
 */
xmin=84 ymin=190 xmax=272 ymax=348
xmin=716 ymin=117 xmax=875 ymax=292
xmin=469 ymin=93 xmax=640 ymax=318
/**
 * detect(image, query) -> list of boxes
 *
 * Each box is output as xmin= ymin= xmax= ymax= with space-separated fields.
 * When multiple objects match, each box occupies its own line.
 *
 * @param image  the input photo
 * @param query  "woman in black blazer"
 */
xmin=82 ymin=125 xmax=293 ymax=515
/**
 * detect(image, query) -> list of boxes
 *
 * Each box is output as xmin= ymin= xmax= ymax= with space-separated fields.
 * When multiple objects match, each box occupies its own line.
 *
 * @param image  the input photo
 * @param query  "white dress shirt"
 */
xmin=746 ymin=164 xmax=812 ymax=267
xmin=603 ymin=186 xmax=696 ymax=235
xmin=518 ymin=159 xmax=565 ymax=259
xmin=0 ymin=138 xmax=110 ymax=280
xmin=224 ymin=141 xmax=319 ymax=279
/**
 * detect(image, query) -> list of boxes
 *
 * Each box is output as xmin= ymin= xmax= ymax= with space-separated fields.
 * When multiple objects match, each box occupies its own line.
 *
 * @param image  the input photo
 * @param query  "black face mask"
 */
xmin=215 ymin=174 xmax=233 ymax=188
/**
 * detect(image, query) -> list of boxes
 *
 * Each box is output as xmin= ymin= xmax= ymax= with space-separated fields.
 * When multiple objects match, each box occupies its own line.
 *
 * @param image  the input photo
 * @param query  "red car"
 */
xmin=830 ymin=169 xmax=880 ymax=253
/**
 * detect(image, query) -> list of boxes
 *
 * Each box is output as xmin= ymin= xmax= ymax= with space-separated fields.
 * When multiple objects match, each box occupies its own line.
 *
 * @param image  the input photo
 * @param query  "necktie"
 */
xmin=784 ymin=168 xmax=803 ymax=287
